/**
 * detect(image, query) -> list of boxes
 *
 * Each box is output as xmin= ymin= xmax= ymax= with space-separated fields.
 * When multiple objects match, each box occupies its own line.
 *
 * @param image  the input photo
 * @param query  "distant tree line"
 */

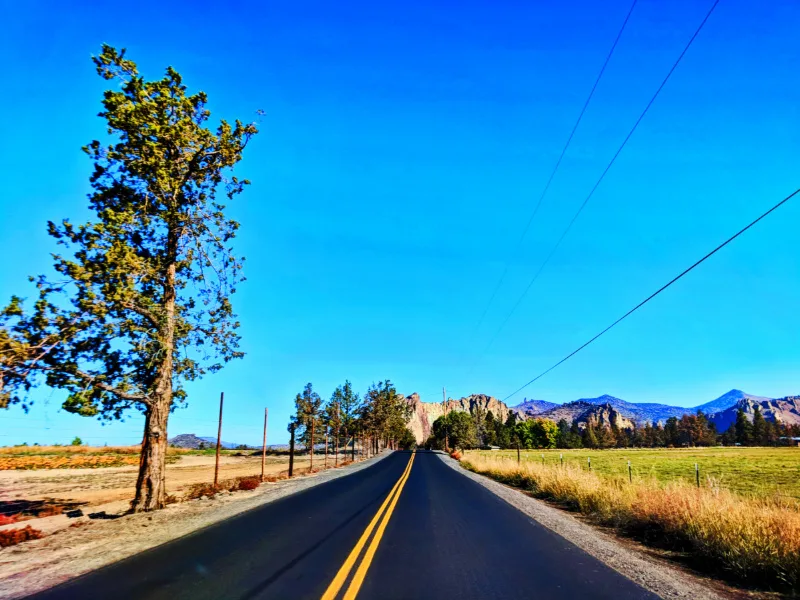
xmin=425 ymin=407 xmax=800 ymax=450
xmin=288 ymin=380 xmax=416 ymax=459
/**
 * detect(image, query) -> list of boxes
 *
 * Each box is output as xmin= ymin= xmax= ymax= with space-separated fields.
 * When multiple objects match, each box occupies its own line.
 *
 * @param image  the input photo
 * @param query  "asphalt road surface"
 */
xmin=31 ymin=451 xmax=658 ymax=600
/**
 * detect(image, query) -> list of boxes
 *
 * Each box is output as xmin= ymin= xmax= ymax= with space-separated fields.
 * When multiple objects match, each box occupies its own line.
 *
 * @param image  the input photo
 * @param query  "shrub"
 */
xmin=450 ymin=450 xmax=463 ymax=461
xmin=0 ymin=526 xmax=44 ymax=548
xmin=185 ymin=482 xmax=218 ymax=500
xmin=237 ymin=476 xmax=260 ymax=491
xmin=71 ymin=437 xmax=83 ymax=446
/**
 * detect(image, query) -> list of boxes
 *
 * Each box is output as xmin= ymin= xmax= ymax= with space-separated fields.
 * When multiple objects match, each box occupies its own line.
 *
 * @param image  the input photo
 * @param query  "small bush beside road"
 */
xmin=0 ymin=526 xmax=43 ymax=548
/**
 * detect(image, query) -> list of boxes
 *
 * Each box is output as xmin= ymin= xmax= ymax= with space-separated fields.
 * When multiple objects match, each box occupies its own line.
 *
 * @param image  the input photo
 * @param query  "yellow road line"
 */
xmin=320 ymin=452 xmax=415 ymax=600
xmin=342 ymin=451 xmax=416 ymax=600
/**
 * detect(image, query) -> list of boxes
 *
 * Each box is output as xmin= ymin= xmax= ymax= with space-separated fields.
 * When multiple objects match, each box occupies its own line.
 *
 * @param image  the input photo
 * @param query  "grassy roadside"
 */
xmin=460 ymin=454 xmax=800 ymax=593
xmin=476 ymin=447 xmax=800 ymax=499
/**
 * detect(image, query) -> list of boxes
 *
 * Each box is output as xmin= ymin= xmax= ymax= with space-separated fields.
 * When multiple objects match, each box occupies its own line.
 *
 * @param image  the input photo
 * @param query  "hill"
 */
xmin=512 ymin=399 xmax=558 ymax=417
xmin=692 ymin=389 xmax=773 ymax=415
xmin=708 ymin=397 xmax=800 ymax=432
xmin=168 ymin=433 xmax=251 ymax=450
xmin=577 ymin=394 xmax=687 ymax=423
xmin=538 ymin=401 xmax=634 ymax=430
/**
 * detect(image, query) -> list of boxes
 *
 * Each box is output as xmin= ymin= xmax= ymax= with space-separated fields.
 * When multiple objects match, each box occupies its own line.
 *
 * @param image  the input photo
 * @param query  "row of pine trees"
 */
xmin=425 ymin=407 xmax=800 ymax=450
xmin=288 ymin=380 xmax=416 ymax=460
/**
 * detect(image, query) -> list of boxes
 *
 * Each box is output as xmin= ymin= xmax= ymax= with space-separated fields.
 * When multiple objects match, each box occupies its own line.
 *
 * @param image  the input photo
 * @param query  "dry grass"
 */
xmin=0 ymin=526 xmax=44 ymax=548
xmin=0 ymin=445 xmax=192 ymax=470
xmin=462 ymin=454 xmax=800 ymax=591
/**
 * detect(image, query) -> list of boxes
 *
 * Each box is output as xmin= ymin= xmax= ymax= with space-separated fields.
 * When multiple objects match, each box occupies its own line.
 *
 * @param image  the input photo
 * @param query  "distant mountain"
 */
xmin=708 ymin=396 xmax=800 ymax=432
xmin=401 ymin=389 xmax=788 ymax=440
xmin=691 ymin=389 xmax=773 ymax=415
xmin=577 ymin=394 xmax=687 ymax=423
xmin=538 ymin=401 xmax=634 ymax=430
xmin=169 ymin=433 xmax=251 ymax=450
xmin=537 ymin=401 xmax=595 ymax=424
xmin=513 ymin=398 xmax=558 ymax=417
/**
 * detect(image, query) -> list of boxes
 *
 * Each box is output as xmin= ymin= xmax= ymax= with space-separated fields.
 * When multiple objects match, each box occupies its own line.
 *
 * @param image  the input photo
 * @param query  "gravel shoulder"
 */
xmin=438 ymin=453 xmax=732 ymax=600
xmin=0 ymin=451 xmax=390 ymax=600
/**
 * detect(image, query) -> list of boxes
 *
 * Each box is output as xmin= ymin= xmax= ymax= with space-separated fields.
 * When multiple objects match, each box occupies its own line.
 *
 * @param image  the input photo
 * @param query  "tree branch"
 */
xmin=74 ymin=370 xmax=151 ymax=404
xmin=121 ymin=302 xmax=160 ymax=329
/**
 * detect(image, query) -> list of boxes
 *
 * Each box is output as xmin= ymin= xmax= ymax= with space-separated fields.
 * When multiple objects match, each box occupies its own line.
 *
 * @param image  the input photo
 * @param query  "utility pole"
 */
xmin=288 ymin=424 xmax=295 ymax=477
xmin=335 ymin=404 xmax=340 ymax=467
xmin=261 ymin=407 xmax=268 ymax=481
xmin=443 ymin=387 xmax=449 ymax=453
xmin=213 ymin=392 xmax=224 ymax=488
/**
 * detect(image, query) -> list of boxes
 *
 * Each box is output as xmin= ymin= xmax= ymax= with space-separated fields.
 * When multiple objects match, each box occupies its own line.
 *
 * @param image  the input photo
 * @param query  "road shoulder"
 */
xmin=437 ymin=453 xmax=728 ymax=600
xmin=0 ymin=451 xmax=391 ymax=600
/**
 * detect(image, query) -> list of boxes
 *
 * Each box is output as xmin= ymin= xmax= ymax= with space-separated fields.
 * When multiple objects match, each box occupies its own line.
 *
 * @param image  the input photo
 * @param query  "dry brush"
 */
xmin=461 ymin=454 xmax=800 ymax=591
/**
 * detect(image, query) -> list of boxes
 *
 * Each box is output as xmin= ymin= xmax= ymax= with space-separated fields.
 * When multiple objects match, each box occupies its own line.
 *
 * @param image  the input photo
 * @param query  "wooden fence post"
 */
xmin=288 ymin=424 xmax=296 ymax=477
xmin=213 ymin=392 xmax=224 ymax=488
xmin=261 ymin=407 xmax=268 ymax=481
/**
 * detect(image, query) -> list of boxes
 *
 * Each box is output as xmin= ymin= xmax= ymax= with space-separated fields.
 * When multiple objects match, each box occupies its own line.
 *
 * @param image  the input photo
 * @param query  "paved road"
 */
xmin=31 ymin=452 xmax=658 ymax=599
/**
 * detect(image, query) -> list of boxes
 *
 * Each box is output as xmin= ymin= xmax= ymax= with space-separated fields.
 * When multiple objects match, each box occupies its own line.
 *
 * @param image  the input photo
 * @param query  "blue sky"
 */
xmin=1 ymin=0 xmax=798 ymax=446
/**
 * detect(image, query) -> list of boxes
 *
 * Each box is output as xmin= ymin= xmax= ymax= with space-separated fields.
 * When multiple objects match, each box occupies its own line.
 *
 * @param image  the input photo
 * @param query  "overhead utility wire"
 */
xmin=469 ymin=0 xmax=639 ymax=338
xmin=478 ymin=0 xmax=721 ymax=359
xmin=502 ymin=187 xmax=800 ymax=401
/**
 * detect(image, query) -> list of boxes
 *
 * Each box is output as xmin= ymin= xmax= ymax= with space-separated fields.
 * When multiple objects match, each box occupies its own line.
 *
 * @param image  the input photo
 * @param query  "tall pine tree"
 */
xmin=0 ymin=46 xmax=257 ymax=511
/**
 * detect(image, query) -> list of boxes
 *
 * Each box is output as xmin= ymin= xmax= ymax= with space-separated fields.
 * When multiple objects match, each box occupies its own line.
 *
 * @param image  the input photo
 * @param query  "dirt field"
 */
xmin=0 ymin=452 xmax=389 ymax=600
xmin=0 ymin=452 xmax=357 ymax=535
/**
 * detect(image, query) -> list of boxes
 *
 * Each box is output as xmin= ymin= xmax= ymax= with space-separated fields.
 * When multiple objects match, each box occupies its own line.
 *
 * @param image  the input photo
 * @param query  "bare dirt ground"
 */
xmin=2 ymin=454 xmax=310 ymax=511
xmin=0 ymin=453 xmax=365 ymax=540
xmin=0 ymin=451 xmax=389 ymax=599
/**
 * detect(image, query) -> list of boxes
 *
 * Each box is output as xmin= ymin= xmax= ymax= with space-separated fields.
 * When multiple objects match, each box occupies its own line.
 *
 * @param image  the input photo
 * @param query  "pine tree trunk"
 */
xmin=335 ymin=426 xmax=339 ymax=467
xmin=131 ymin=244 xmax=176 ymax=513
xmin=131 ymin=399 xmax=169 ymax=511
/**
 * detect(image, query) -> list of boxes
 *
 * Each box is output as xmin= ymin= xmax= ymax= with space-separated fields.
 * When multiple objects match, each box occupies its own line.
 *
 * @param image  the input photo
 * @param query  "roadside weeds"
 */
xmin=439 ymin=453 xmax=733 ymax=600
xmin=457 ymin=454 xmax=799 ymax=595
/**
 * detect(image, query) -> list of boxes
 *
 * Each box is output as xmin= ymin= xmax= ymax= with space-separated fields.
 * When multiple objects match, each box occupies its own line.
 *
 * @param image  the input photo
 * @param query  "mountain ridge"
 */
xmin=403 ymin=389 xmax=785 ymax=442
xmin=708 ymin=396 xmax=800 ymax=432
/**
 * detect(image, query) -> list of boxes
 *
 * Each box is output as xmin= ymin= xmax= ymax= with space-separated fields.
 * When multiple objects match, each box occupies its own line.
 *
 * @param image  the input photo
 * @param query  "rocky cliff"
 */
xmin=536 ymin=401 xmax=634 ymax=430
xmin=579 ymin=402 xmax=635 ymax=430
xmin=404 ymin=393 xmax=514 ymax=443
xmin=708 ymin=396 xmax=800 ymax=432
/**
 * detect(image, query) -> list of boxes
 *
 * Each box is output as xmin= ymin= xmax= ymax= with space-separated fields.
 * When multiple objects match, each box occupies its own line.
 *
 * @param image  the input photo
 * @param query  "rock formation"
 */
xmin=708 ymin=396 xmax=800 ymax=431
xmin=404 ymin=393 xmax=514 ymax=443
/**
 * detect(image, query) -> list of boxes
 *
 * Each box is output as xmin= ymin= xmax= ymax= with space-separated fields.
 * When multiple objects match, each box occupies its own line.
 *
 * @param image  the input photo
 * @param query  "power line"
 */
xmin=475 ymin=0 xmax=721 ymax=363
xmin=469 ymin=0 xmax=640 ymax=339
xmin=503 ymin=187 xmax=800 ymax=401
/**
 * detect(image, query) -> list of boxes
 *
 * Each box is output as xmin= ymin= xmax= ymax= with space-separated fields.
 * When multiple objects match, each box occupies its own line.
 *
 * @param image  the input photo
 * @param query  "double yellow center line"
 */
xmin=321 ymin=451 xmax=416 ymax=600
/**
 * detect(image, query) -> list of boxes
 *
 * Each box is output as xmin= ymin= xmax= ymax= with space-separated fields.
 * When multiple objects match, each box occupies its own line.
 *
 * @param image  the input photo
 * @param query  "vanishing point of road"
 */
xmin=30 ymin=451 xmax=658 ymax=599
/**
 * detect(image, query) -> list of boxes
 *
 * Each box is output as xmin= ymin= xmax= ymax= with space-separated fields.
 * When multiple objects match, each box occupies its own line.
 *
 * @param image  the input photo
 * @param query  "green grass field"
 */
xmin=464 ymin=447 xmax=800 ymax=499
